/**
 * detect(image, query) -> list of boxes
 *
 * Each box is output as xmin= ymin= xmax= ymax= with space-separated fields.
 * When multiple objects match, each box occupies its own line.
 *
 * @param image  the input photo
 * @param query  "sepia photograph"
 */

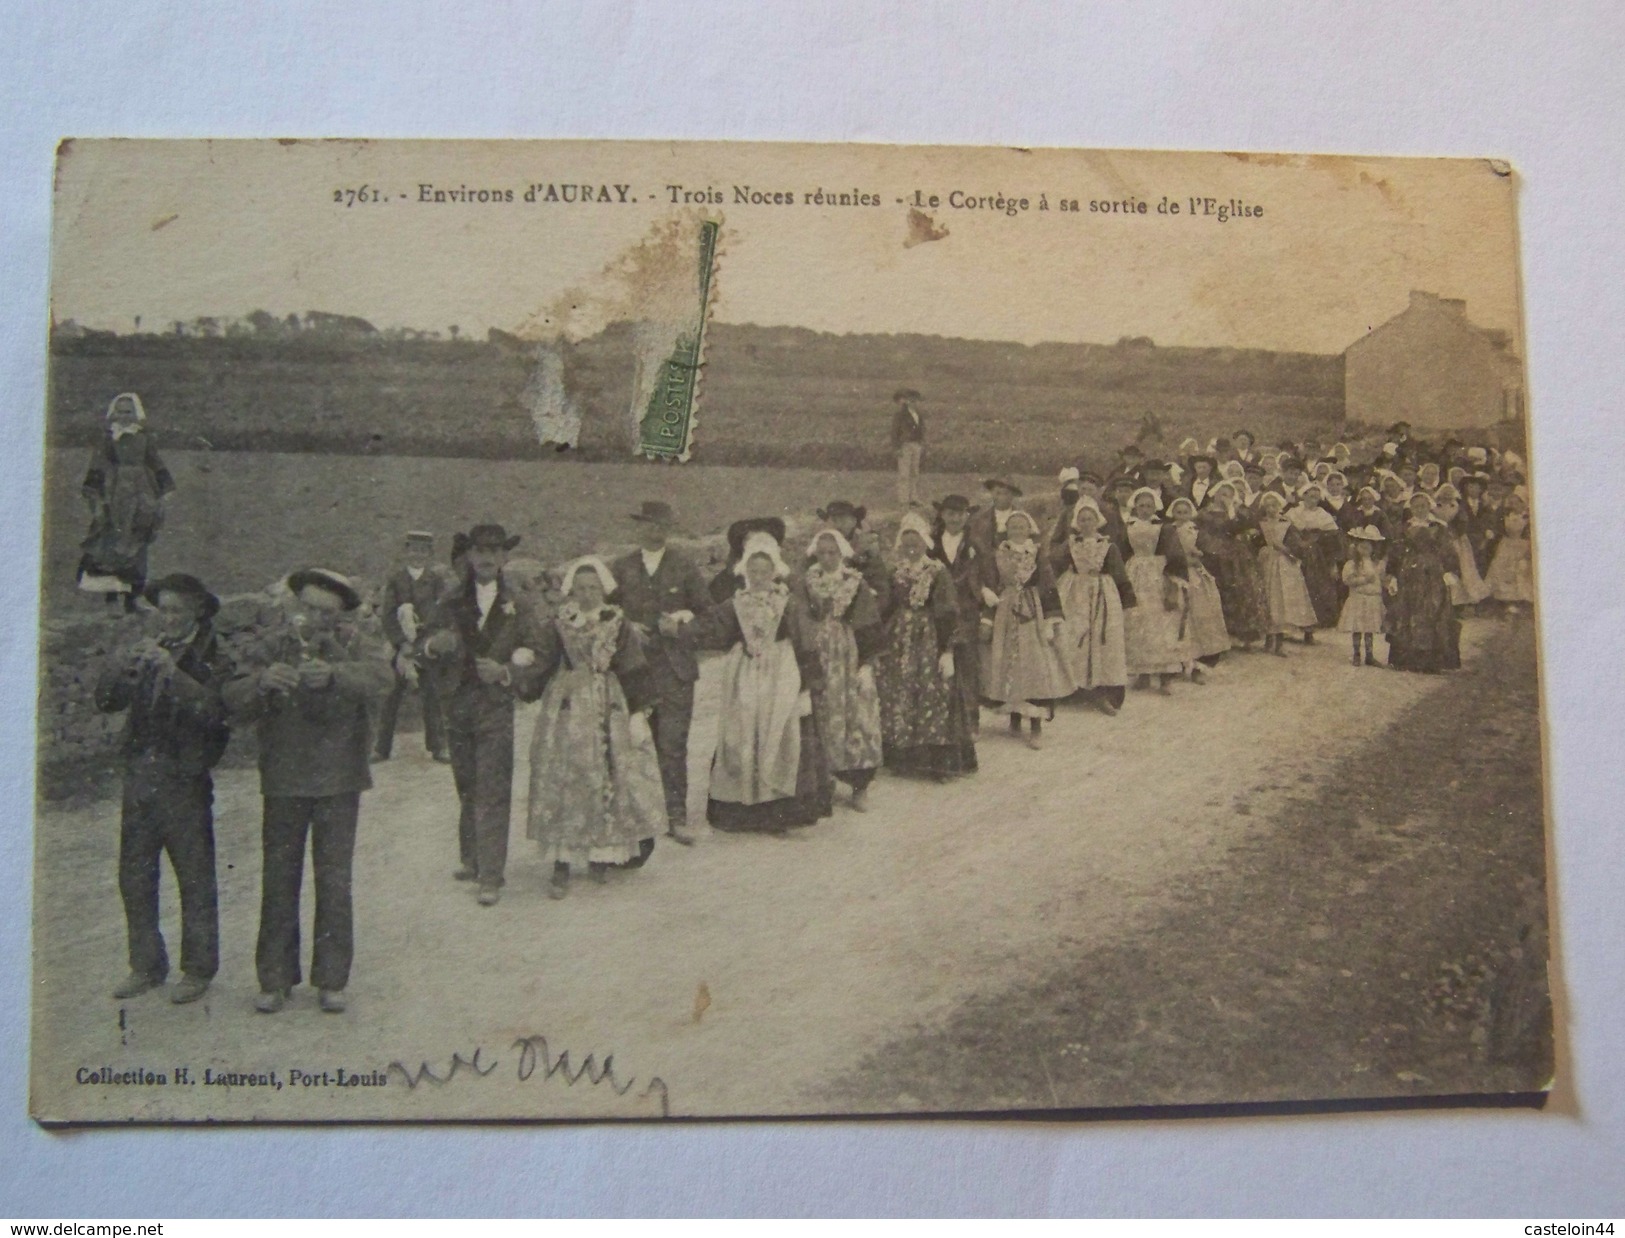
xmin=31 ymin=138 xmax=1553 ymax=1122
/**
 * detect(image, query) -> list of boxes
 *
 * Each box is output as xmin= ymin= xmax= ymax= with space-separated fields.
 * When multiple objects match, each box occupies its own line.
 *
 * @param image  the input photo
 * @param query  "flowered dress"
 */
xmin=1172 ymin=520 xmax=1232 ymax=659
xmin=803 ymin=563 xmax=884 ymax=790
xmin=1485 ymin=511 xmax=1534 ymax=603
xmin=1384 ymin=520 xmax=1461 ymax=671
xmin=1054 ymin=533 xmax=1132 ymax=690
xmin=1123 ymin=520 xmax=1191 ymax=675
xmin=525 ymin=603 xmax=666 ymax=866
xmin=875 ymin=557 xmax=972 ymax=777
xmin=981 ymin=539 xmax=1072 ymax=713
xmin=688 ymin=583 xmax=832 ymax=831
xmin=1257 ymin=517 xmax=1319 ymax=634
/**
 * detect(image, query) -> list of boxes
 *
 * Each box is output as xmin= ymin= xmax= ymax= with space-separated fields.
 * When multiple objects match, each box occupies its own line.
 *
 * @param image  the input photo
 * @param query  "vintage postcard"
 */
xmin=32 ymin=140 xmax=1552 ymax=1122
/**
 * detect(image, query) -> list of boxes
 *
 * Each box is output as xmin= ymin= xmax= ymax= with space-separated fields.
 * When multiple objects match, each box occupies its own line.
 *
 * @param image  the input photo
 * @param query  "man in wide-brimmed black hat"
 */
xmin=374 ymin=530 xmax=453 ymax=765
xmin=95 ymin=572 xmax=232 ymax=1005
xmin=224 ymin=567 xmax=393 ymax=1013
xmin=890 ymin=388 xmax=926 ymax=506
xmin=611 ymin=501 xmax=713 ymax=845
xmin=421 ymin=524 xmax=547 ymax=904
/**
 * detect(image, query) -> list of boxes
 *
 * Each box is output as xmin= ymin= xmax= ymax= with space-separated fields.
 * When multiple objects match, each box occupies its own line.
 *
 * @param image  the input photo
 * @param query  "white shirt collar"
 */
xmin=640 ymin=547 xmax=666 ymax=574
xmin=940 ymin=529 xmax=965 ymax=557
xmin=475 ymin=579 xmax=499 ymax=622
xmin=406 ymin=566 xmax=424 ymax=580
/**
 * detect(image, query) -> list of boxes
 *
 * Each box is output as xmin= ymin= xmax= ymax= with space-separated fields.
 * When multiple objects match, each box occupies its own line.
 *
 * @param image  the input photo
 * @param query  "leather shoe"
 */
xmin=170 ymin=975 xmax=210 ymax=1005
xmin=477 ymin=886 xmax=500 ymax=906
xmin=319 ymin=989 xmax=347 ymax=1013
xmin=665 ymin=825 xmax=695 ymax=846
xmin=432 ymin=751 xmax=452 ymax=764
xmin=453 ymin=866 xmax=478 ymax=882
xmin=254 ymin=988 xmax=289 ymax=1014
xmin=112 ymin=971 xmax=163 ymax=1000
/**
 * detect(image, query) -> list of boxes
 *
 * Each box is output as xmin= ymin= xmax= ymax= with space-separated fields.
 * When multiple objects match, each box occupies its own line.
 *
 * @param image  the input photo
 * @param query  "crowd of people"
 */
xmin=82 ymin=390 xmax=1536 ymax=1018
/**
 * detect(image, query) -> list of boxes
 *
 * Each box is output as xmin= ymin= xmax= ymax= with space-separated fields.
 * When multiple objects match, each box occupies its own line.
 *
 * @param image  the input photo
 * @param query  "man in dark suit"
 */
xmin=890 ymin=388 xmax=925 ymax=507
xmin=96 ymin=573 xmax=232 ymax=1005
xmin=224 ymin=568 xmax=393 ymax=1013
xmin=1183 ymin=455 xmax=1219 ymax=509
xmin=422 ymin=525 xmax=546 ymax=906
xmin=611 ymin=501 xmax=713 ymax=845
xmin=373 ymin=530 xmax=451 ymax=763
xmin=1459 ymin=472 xmax=1500 ymax=577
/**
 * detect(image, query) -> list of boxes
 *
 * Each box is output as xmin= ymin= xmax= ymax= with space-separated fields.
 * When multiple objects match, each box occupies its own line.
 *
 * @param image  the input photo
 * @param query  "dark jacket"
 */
xmin=890 ymin=401 xmax=925 ymax=449
xmin=380 ymin=564 xmax=453 ymax=649
xmin=95 ymin=623 xmax=231 ymax=777
xmin=930 ymin=525 xmax=994 ymax=639
xmin=1459 ymin=498 xmax=1501 ymax=575
xmin=610 ymin=546 xmax=713 ymax=684
xmin=223 ymin=620 xmax=393 ymax=799
xmin=966 ymin=505 xmax=1022 ymax=560
xmin=424 ymin=579 xmax=549 ymax=728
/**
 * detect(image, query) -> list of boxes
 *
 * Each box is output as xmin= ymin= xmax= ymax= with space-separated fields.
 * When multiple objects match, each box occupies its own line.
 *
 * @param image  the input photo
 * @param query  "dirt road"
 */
xmin=31 ymin=626 xmax=1486 ymax=1121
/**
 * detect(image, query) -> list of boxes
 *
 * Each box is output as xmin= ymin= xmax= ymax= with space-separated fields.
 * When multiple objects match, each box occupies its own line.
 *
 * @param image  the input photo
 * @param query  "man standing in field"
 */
xmin=611 ymin=501 xmax=712 ymax=846
xmin=891 ymin=388 xmax=925 ymax=507
xmin=373 ymin=530 xmax=451 ymax=764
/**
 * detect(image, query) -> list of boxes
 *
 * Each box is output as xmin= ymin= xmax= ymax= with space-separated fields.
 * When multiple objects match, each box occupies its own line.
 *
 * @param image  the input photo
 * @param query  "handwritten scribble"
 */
xmin=386 ymin=1037 xmax=671 ymax=1117
xmin=512 ymin=1034 xmax=671 ymax=1118
xmin=388 ymin=1047 xmax=501 ymax=1089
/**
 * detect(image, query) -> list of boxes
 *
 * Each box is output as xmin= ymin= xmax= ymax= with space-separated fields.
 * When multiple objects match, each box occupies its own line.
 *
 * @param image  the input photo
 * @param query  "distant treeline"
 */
xmin=48 ymin=322 xmax=1348 ymax=471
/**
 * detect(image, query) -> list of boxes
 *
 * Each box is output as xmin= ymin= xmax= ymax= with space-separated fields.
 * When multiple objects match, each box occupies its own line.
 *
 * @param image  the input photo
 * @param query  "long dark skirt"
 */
xmin=1298 ymin=529 xmax=1345 ymax=628
xmin=1386 ymin=565 xmax=1460 ymax=672
xmin=1206 ymin=541 xmax=1271 ymax=644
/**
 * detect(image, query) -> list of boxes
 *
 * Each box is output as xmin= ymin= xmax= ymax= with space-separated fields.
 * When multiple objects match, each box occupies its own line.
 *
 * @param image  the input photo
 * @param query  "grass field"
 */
xmin=48 ymin=325 xmax=1347 ymax=471
xmin=42 ymin=447 xmax=1066 ymax=608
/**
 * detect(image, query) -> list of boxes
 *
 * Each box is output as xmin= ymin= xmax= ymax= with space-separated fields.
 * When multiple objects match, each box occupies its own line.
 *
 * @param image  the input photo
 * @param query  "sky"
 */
xmin=48 ymin=139 xmax=1525 ymax=355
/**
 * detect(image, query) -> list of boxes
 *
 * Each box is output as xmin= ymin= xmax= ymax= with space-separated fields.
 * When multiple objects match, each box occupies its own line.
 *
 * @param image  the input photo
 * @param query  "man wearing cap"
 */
xmin=224 ymin=568 xmax=393 ymax=1013
xmin=421 ymin=525 xmax=546 ymax=904
xmin=96 ymin=573 xmax=232 ymax=1004
xmin=611 ymin=502 xmax=713 ymax=845
xmin=891 ymin=388 xmax=925 ymax=506
xmin=374 ymin=530 xmax=452 ymax=764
